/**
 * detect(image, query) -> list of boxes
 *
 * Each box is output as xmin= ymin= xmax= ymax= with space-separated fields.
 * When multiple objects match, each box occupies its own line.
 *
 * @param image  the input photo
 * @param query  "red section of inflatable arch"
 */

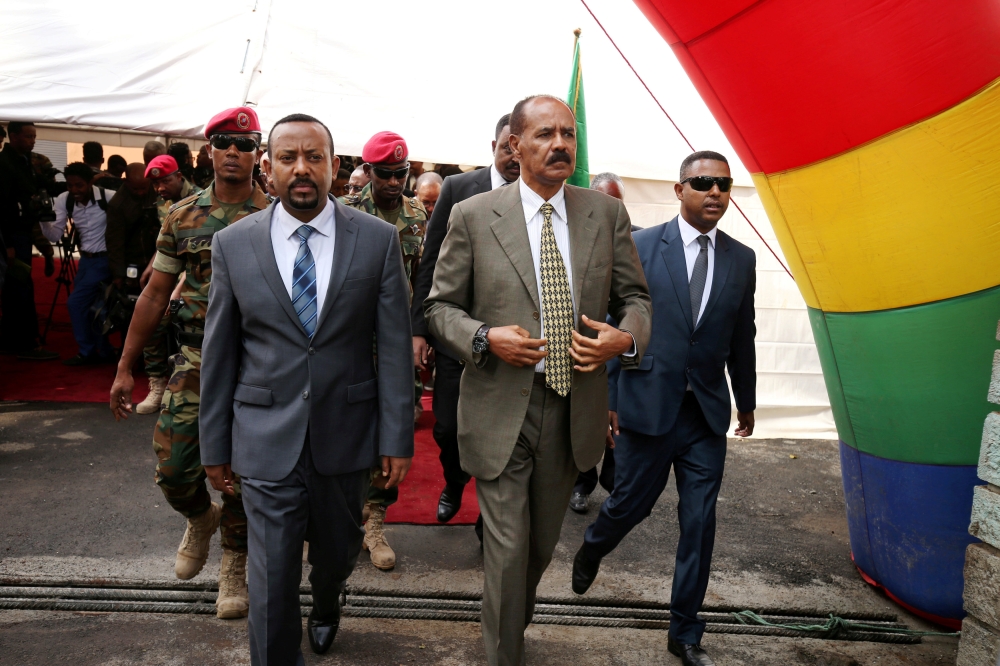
xmin=633 ymin=0 xmax=1000 ymax=173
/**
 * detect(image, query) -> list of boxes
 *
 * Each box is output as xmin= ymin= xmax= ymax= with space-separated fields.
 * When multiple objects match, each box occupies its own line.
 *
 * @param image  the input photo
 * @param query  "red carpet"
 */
xmin=1 ymin=258 xmax=478 ymax=525
xmin=0 ymin=257 xmax=148 ymax=404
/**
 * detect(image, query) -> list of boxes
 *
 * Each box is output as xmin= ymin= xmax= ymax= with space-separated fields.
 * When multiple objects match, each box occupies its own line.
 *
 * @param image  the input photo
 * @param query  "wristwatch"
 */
xmin=472 ymin=325 xmax=491 ymax=355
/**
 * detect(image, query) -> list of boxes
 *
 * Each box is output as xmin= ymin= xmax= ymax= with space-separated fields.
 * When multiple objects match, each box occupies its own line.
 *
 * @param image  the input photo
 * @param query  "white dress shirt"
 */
xmin=489 ymin=164 xmax=513 ymax=191
xmin=519 ymin=179 xmax=573 ymax=372
xmin=270 ymin=198 xmax=336 ymax=316
xmin=45 ymin=187 xmax=108 ymax=253
xmin=678 ymin=212 xmax=717 ymax=326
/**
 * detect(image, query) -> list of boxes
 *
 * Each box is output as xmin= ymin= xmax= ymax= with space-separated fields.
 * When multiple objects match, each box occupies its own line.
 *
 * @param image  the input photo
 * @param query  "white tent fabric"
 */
xmin=0 ymin=0 xmax=836 ymax=439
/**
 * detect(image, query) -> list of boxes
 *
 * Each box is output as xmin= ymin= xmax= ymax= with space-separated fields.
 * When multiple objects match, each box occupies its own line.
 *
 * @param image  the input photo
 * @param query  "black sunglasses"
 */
xmin=210 ymin=134 xmax=260 ymax=153
xmin=371 ymin=163 xmax=410 ymax=180
xmin=680 ymin=175 xmax=733 ymax=192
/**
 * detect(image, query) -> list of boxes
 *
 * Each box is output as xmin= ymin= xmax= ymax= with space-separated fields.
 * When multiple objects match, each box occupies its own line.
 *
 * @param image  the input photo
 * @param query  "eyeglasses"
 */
xmin=680 ymin=176 xmax=733 ymax=192
xmin=347 ymin=184 xmax=364 ymax=194
xmin=370 ymin=163 xmax=410 ymax=180
xmin=210 ymin=134 xmax=260 ymax=153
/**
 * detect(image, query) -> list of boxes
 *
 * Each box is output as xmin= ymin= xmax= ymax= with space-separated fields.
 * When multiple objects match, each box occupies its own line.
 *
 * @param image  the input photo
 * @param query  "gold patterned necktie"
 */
xmin=539 ymin=202 xmax=573 ymax=396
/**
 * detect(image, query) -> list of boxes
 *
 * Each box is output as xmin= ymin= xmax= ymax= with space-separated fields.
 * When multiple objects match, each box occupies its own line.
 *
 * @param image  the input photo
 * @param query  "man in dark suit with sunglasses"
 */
xmin=571 ymin=151 xmax=756 ymax=666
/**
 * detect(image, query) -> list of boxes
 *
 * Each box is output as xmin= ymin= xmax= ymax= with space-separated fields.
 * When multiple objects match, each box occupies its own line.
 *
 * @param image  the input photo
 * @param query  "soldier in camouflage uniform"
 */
xmin=135 ymin=155 xmax=202 ymax=415
xmin=110 ymin=107 xmax=267 ymax=620
xmin=341 ymin=131 xmax=426 ymax=571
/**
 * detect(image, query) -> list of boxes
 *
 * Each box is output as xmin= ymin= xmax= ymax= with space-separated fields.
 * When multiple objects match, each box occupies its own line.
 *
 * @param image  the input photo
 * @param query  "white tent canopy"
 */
xmin=0 ymin=0 xmax=836 ymax=439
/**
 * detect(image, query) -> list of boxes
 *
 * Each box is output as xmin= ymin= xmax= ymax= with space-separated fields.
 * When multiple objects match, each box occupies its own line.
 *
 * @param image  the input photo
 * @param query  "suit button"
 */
xmin=302 ymin=391 xmax=310 ymax=400
xmin=521 ymin=388 xmax=529 ymax=396
xmin=685 ymin=368 xmax=691 ymax=374
xmin=690 ymin=340 xmax=697 ymax=346
xmin=308 ymin=347 xmax=316 ymax=355
xmin=532 ymin=311 xmax=539 ymax=321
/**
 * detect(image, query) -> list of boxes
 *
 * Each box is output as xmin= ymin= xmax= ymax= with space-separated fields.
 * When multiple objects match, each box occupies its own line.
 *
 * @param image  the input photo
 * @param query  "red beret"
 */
xmin=145 ymin=155 xmax=179 ymax=179
xmin=362 ymin=131 xmax=408 ymax=164
xmin=203 ymin=106 xmax=261 ymax=138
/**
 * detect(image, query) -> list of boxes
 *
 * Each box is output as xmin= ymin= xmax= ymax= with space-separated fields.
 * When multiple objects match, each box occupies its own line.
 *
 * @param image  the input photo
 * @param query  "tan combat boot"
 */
xmin=175 ymin=502 xmax=221 ymax=579
xmin=363 ymin=502 xmax=395 ymax=570
xmin=135 ymin=376 xmax=168 ymax=415
xmin=216 ymin=548 xmax=249 ymax=619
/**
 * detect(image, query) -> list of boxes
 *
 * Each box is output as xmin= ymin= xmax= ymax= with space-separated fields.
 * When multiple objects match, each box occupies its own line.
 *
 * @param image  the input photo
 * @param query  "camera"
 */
xmin=30 ymin=188 xmax=57 ymax=223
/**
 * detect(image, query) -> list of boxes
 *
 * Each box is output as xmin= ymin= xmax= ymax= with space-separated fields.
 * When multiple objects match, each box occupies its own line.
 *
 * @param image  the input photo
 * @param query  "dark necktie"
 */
xmin=292 ymin=225 xmax=318 ymax=337
xmin=689 ymin=235 xmax=710 ymax=326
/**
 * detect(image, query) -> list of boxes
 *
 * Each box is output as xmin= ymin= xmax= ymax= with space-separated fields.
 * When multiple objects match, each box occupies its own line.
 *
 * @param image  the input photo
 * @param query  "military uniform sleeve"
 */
xmin=151 ymin=208 xmax=185 ymax=275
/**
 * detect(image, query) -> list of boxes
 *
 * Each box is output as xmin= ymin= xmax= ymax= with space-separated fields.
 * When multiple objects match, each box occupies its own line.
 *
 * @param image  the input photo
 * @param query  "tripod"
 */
xmin=41 ymin=224 xmax=79 ymax=345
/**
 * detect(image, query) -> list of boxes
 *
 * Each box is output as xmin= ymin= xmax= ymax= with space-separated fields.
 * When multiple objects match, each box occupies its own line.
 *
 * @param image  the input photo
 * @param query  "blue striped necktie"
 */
xmin=292 ymin=225 xmax=318 ymax=336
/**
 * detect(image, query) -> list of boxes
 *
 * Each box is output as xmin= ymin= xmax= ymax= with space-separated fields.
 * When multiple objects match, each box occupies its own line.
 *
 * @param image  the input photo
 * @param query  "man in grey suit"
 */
xmin=424 ymin=95 xmax=652 ymax=666
xmin=200 ymin=114 xmax=414 ymax=665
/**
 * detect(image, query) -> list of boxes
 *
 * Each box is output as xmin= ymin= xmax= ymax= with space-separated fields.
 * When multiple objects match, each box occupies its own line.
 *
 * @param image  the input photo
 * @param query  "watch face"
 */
xmin=473 ymin=336 xmax=488 ymax=354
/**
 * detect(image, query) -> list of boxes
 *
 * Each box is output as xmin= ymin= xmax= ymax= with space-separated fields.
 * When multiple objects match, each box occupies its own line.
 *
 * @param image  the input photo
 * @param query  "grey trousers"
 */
xmin=477 ymin=373 xmax=580 ymax=666
xmin=241 ymin=441 xmax=369 ymax=666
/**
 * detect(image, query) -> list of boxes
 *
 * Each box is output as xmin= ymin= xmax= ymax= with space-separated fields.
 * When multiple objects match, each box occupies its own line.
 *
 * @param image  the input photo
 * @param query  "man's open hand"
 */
xmin=413 ymin=336 xmax=433 ymax=371
xmin=487 ymin=325 xmax=547 ymax=368
xmin=206 ymin=463 xmax=236 ymax=495
xmin=734 ymin=411 xmax=754 ymax=438
xmin=109 ymin=369 xmax=135 ymax=421
xmin=570 ymin=315 xmax=633 ymax=372
xmin=380 ymin=456 xmax=413 ymax=489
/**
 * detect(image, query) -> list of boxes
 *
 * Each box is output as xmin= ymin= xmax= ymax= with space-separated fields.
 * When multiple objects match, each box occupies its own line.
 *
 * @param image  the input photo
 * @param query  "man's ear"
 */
xmin=363 ymin=163 xmax=372 ymax=177
xmin=674 ymin=182 xmax=684 ymax=201
xmin=508 ymin=134 xmax=521 ymax=161
xmin=260 ymin=154 xmax=273 ymax=179
xmin=491 ymin=140 xmax=497 ymax=154
xmin=332 ymin=155 xmax=341 ymax=175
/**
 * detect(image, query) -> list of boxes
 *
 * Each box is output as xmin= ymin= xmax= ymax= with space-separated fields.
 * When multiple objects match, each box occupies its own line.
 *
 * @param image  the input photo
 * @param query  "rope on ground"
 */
xmin=730 ymin=610 xmax=959 ymax=640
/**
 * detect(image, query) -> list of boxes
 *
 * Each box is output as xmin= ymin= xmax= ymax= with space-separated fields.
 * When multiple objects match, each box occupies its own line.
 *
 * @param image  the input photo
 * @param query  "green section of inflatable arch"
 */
xmin=807 ymin=286 xmax=1000 ymax=465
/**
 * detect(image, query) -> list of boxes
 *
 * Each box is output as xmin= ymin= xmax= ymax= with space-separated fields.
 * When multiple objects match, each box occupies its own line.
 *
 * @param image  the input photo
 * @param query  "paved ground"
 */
xmin=0 ymin=401 xmax=960 ymax=664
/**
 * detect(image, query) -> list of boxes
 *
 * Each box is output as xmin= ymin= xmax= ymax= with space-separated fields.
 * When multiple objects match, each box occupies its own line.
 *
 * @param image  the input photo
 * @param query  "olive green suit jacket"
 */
xmin=424 ymin=182 xmax=652 ymax=481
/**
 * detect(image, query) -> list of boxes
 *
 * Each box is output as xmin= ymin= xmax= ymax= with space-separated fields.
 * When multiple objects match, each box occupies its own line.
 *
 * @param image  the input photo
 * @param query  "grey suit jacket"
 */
xmin=424 ymin=182 xmax=652 ymax=481
xmin=200 ymin=198 xmax=414 ymax=482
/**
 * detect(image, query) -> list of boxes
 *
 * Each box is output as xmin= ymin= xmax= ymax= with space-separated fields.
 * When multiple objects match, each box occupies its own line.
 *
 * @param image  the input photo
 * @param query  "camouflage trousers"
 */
xmin=153 ymin=345 xmax=248 ymax=552
xmin=143 ymin=311 xmax=172 ymax=379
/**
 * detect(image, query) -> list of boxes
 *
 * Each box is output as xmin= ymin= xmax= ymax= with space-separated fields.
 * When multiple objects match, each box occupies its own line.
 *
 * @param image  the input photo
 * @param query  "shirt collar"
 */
xmin=276 ymin=197 xmax=335 ymax=240
xmin=678 ymin=212 xmax=717 ymax=248
xmin=519 ymin=178 xmax=567 ymax=225
xmin=489 ymin=164 xmax=513 ymax=191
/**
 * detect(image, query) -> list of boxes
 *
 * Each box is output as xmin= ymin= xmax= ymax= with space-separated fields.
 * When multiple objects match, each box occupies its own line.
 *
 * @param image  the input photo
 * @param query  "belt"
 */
xmin=79 ymin=250 xmax=107 ymax=258
xmin=177 ymin=327 xmax=204 ymax=349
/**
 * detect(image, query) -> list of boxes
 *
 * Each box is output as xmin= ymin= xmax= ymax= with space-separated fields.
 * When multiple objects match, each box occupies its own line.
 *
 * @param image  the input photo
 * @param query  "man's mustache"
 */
xmin=547 ymin=151 xmax=572 ymax=166
xmin=289 ymin=177 xmax=317 ymax=191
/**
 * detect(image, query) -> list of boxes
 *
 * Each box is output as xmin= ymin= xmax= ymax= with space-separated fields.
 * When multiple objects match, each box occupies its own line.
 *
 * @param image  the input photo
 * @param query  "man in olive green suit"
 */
xmin=424 ymin=95 xmax=651 ymax=666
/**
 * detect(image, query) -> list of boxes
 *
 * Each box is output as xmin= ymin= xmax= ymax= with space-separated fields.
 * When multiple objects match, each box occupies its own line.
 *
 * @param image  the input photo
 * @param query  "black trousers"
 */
xmin=573 ymin=444 xmax=615 ymax=496
xmin=0 ymin=232 xmax=40 ymax=352
xmin=432 ymin=352 xmax=471 ymax=488
xmin=582 ymin=392 xmax=726 ymax=644
xmin=241 ymin=440 xmax=369 ymax=666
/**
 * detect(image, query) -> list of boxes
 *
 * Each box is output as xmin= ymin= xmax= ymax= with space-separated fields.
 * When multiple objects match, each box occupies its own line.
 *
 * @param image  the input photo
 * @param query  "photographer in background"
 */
xmin=0 ymin=121 xmax=58 ymax=360
xmin=105 ymin=163 xmax=158 ymax=293
xmin=42 ymin=162 xmax=114 ymax=365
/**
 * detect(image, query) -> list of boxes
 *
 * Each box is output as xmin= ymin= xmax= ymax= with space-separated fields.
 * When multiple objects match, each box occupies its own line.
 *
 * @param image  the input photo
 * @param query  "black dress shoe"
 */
xmin=437 ymin=484 xmax=464 ymax=523
xmin=571 ymin=546 xmax=601 ymax=594
xmin=668 ymin=637 xmax=716 ymax=666
xmin=568 ymin=491 xmax=589 ymax=514
xmin=307 ymin=599 xmax=342 ymax=655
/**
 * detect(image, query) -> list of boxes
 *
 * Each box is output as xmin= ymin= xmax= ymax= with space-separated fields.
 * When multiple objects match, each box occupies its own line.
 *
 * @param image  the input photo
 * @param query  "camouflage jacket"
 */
xmin=340 ymin=183 xmax=426 ymax=296
xmin=156 ymin=179 xmax=201 ymax=225
xmin=152 ymin=183 xmax=268 ymax=328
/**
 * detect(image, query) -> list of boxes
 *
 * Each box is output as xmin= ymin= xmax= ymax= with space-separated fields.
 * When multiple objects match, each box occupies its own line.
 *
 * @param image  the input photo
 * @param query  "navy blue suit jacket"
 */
xmin=609 ymin=216 xmax=756 ymax=436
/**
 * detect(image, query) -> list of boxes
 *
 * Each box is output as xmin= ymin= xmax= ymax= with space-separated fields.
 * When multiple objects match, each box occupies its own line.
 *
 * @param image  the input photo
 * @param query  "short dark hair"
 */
xmin=82 ymin=141 xmax=103 ymax=163
xmin=679 ymin=150 xmax=729 ymax=181
xmin=267 ymin=113 xmax=335 ymax=158
xmin=495 ymin=113 xmax=511 ymax=140
xmin=167 ymin=142 xmax=192 ymax=161
xmin=7 ymin=121 xmax=34 ymax=135
xmin=509 ymin=95 xmax=572 ymax=136
xmin=107 ymin=155 xmax=127 ymax=171
xmin=336 ymin=167 xmax=351 ymax=180
xmin=0 ymin=125 xmax=6 ymax=139
xmin=64 ymin=162 xmax=95 ymax=182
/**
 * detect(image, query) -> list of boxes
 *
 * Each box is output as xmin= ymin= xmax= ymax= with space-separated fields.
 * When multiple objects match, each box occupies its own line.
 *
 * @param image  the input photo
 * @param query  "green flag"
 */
xmin=567 ymin=29 xmax=589 ymax=188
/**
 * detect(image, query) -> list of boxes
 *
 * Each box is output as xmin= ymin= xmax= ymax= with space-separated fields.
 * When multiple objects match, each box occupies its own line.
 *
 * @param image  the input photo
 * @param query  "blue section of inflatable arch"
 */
xmin=838 ymin=442 xmax=979 ymax=622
